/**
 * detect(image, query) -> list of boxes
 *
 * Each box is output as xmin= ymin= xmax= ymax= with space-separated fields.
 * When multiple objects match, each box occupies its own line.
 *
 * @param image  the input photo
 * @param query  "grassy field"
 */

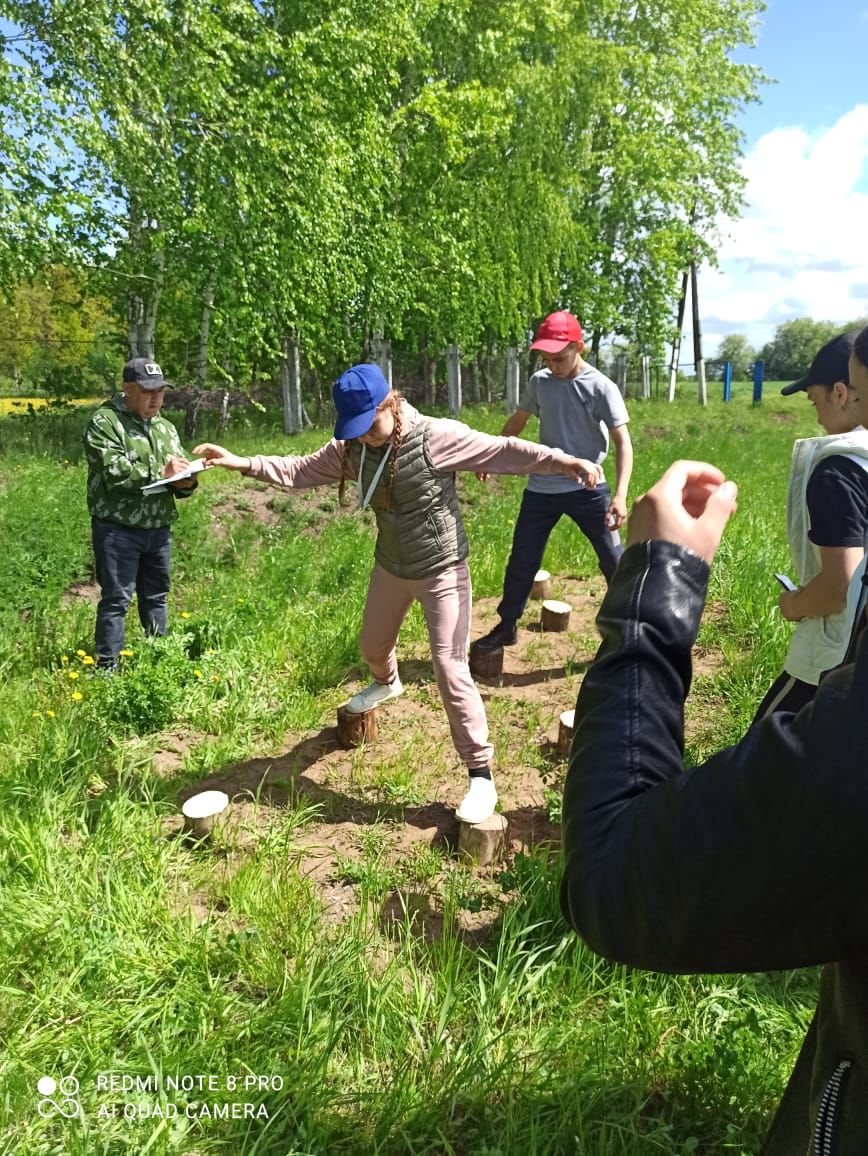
xmin=0 ymin=385 xmax=822 ymax=1155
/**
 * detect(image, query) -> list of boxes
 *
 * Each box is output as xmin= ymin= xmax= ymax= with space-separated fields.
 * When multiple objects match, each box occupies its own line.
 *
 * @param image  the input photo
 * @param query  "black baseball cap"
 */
xmin=780 ymin=331 xmax=857 ymax=396
xmin=123 ymin=358 xmax=166 ymax=390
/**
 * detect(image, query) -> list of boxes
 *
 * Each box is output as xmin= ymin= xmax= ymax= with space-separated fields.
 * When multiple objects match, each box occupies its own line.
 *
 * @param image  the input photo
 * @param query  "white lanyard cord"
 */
xmin=357 ymin=442 xmax=393 ymax=509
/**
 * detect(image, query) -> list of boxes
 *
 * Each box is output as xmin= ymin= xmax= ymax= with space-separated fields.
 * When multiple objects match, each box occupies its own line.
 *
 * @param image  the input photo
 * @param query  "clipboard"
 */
xmin=141 ymin=458 xmax=206 ymax=494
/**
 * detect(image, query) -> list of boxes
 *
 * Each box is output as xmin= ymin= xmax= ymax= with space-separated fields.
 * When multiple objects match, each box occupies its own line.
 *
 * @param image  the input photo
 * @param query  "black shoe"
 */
xmin=472 ymin=620 xmax=518 ymax=652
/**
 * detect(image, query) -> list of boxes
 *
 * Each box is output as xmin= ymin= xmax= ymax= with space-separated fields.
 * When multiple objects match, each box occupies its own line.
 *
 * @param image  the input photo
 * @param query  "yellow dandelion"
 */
xmin=207 ymin=648 xmax=217 ymax=655
xmin=31 ymin=710 xmax=41 ymax=718
xmin=71 ymin=691 xmax=83 ymax=701
xmin=75 ymin=649 xmax=86 ymax=657
xmin=181 ymin=611 xmax=191 ymax=619
xmin=119 ymin=649 xmax=133 ymax=658
xmin=46 ymin=710 xmax=56 ymax=718
xmin=81 ymin=655 xmax=95 ymax=666
xmin=68 ymin=670 xmax=80 ymax=680
xmin=60 ymin=655 xmax=69 ymax=665
xmin=237 ymin=597 xmax=245 ymax=604
xmin=193 ymin=669 xmax=203 ymax=679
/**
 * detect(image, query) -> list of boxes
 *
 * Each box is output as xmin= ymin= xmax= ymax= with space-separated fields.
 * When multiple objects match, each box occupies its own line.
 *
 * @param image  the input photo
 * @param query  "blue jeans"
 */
xmin=92 ymin=518 xmax=172 ymax=665
xmin=497 ymin=486 xmax=623 ymax=623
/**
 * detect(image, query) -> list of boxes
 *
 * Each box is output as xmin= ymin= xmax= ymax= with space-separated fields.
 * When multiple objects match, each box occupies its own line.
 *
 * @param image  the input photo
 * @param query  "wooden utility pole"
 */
xmin=691 ymin=261 xmax=707 ymax=406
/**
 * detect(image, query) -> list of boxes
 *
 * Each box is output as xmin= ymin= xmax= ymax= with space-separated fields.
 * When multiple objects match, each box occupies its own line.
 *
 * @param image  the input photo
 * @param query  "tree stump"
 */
xmin=469 ymin=643 xmax=503 ymax=680
xmin=181 ymin=790 xmax=229 ymax=841
xmin=531 ymin=569 xmax=551 ymax=600
xmin=557 ymin=708 xmax=575 ymax=756
xmin=541 ymin=599 xmax=572 ymax=632
xmin=337 ymin=704 xmax=378 ymax=749
xmin=458 ymin=811 xmax=509 ymax=867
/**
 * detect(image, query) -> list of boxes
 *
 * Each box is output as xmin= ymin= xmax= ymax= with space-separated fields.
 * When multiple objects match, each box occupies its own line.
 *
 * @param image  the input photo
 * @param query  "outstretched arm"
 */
xmin=194 ymin=443 xmax=251 ymax=472
xmin=193 ymin=439 xmax=344 ymax=490
xmin=429 ymin=418 xmax=602 ymax=487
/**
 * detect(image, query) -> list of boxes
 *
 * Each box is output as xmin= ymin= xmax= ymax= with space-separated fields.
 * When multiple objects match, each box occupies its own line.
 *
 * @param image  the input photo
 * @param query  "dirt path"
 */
xmin=157 ymin=572 xmax=727 ymax=941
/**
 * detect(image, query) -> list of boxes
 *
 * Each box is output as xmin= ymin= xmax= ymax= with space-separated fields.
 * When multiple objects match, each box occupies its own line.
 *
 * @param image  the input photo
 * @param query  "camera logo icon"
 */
xmin=37 ymin=1075 xmax=81 ymax=1119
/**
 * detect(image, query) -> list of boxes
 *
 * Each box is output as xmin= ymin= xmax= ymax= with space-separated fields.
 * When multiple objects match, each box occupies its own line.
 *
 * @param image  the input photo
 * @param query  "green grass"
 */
xmin=0 ymin=389 xmax=821 ymax=1154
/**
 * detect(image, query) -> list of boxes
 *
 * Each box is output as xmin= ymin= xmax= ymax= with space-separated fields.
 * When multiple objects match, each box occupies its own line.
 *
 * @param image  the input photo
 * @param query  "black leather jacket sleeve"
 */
xmin=560 ymin=540 xmax=868 ymax=974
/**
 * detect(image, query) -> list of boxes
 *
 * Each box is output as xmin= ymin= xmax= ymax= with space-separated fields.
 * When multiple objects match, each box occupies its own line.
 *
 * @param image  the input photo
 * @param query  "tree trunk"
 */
xmin=424 ymin=354 xmax=437 ymax=409
xmin=184 ymin=390 xmax=205 ymax=442
xmin=198 ymin=269 xmax=217 ymax=391
xmin=218 ymin=389 xmax=230 ymax=432
xmin=140 ymin=246 xmax=164 ymax=358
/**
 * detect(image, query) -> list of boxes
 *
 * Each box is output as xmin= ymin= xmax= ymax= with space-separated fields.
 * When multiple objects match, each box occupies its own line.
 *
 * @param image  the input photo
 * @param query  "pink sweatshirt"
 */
xmin=245 ymin=402 xmax=580 ymax=490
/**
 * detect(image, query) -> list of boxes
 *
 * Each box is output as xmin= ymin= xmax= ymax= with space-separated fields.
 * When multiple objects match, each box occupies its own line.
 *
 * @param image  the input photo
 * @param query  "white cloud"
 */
xmin=699 ymin=105 xmax=868 ymax=357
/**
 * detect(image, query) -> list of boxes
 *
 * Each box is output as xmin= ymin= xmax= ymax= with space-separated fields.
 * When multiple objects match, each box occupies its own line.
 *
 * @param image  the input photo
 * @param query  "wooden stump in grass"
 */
xmin=337 ymin=704 xmax=378 ymax=749
xmin=557 ymin=708 xmax=575 ymax=756
xmin=541 ymin=599 xmax=572 ymax=632
xmin=182 ymin=790 xmax=229 ymax=841
xmin=469 ymin=643 xmax=503 ymax=680
xmin=531 ymin=569 xmax=551 ymax=600
xmin=458 ymin=811 xmax=509 ymax=867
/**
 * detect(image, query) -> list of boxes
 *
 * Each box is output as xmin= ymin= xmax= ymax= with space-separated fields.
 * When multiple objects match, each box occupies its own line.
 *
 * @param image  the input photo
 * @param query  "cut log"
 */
xmin=469 ymin=643 xmax=503 ymax=680
xmin=557 ymin=708 xmax=575 ymax=756
xmin=182 ymin=789 xmax=229 ymax=841
xmin=458 ymin=811 xmax=509 ymax=867
xmin=337 ymin=704 xmax=378 ymax=749
xmin=531 ymin=569 xmax=551 ymax=600
xmin=541 ymin=599 xmax=572 ymax=632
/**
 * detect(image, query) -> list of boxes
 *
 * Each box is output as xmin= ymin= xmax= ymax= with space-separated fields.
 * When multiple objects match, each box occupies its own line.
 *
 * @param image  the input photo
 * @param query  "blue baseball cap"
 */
xmin=333 ymin=363 xmax=390 ymax=440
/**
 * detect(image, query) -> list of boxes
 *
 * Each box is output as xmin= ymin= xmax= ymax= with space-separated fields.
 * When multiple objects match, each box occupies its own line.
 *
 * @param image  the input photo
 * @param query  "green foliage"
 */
xmin=0 ymin=266 xmax=119 ymax=396
xmin=83 ymin=635 xmax=195 ymax=734
xmin=714 ymin=333 xmax=757 ymax=380
xmin=3 ymin=0 xmax=764 ymax=389
xmin=758 ymin=317 xmax=841 ymax=380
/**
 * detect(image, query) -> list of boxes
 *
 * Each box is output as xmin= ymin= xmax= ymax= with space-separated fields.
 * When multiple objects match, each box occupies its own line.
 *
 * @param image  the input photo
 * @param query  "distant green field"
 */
xmin=0 ymin=390 xmax=821 ymax=1155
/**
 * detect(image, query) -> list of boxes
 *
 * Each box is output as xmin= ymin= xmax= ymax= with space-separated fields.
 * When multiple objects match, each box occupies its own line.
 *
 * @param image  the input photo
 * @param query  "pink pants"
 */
xmin=359 ymin=560 xmax=494 ymax=769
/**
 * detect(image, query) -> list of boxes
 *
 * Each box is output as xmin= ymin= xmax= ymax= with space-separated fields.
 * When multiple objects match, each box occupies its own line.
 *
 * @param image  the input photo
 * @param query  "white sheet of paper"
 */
xmin=141 ymin=458 xmax=206 ymax=494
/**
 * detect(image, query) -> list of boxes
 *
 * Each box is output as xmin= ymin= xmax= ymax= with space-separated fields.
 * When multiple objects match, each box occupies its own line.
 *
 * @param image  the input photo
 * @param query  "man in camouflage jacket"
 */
xmin=83 ymin=358 xmax=197 ymax=667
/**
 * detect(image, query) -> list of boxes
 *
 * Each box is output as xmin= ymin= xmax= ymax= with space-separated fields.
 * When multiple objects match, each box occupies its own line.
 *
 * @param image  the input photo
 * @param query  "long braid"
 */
xmin=383 ymin=396 xmax=403 ymax=510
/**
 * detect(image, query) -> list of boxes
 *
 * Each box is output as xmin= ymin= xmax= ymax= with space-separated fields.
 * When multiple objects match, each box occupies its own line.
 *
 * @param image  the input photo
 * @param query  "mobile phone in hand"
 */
xmin=775 ymin=573 xmax=797 ymax=592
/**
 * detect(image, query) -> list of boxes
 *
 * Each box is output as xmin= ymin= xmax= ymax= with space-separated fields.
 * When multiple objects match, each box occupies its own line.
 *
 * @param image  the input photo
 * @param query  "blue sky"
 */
xmin=697 ymin=0 xmax=868 ymax=356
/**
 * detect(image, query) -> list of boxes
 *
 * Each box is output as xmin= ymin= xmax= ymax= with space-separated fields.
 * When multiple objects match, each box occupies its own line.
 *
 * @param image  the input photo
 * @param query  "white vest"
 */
xmin=784 ymin=429 xmax=868 ymax=684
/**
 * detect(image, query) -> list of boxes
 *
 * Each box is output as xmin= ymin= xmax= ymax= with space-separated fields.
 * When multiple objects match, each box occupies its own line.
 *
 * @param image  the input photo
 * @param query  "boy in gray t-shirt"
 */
xmin=474 ymin=311 xmax=633 ymax=652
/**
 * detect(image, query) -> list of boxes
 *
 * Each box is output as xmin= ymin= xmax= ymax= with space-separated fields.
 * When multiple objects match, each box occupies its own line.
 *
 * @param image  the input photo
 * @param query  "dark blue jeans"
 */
xmin=497 ymin=486 xmax=623 ymax=623
xmin=92 ymin=518 xmax=172 ymax=666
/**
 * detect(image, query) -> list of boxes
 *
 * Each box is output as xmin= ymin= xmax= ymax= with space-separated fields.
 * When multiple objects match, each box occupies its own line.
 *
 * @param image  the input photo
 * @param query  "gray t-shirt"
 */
xmin=518 ymin=363 xmax=629 ymax=493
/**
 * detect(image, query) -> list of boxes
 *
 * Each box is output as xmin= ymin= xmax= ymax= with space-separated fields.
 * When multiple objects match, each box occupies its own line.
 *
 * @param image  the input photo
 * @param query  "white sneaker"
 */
xmin=455 ymin=776 xmax=498 ymax=824
xmin=346 ymin=675 xmax=404 ymax=714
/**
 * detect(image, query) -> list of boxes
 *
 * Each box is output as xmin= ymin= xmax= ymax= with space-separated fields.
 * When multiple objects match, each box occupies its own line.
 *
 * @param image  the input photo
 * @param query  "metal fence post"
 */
xmin=752 ymin=360 xmax=764 ymax=404
xmin=723 ymin=361 xmax=733 ymax=402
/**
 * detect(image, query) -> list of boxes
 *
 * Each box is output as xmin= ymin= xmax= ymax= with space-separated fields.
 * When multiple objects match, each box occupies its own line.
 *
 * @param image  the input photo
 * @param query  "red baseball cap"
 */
xmin=530 ymin=311 xmax=583 ymax=354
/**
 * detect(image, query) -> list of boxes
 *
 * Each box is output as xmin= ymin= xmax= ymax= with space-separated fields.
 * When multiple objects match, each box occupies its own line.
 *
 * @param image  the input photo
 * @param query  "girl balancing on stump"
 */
xmin=195 ymin=363 xmax=602 ymax=825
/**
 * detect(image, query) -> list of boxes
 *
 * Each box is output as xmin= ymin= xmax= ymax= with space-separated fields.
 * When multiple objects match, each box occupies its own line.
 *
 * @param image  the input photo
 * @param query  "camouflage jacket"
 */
xmin=83 ymin=394 xmax=196 ymax=528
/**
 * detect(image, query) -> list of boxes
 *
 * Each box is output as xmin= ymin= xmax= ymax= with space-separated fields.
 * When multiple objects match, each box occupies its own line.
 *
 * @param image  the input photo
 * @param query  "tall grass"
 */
xmin=0 ymin=388 xmax=821 ymax=1154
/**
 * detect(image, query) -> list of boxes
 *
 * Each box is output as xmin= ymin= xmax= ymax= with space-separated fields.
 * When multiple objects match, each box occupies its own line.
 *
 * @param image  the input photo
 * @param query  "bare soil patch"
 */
xmin=167 ymin=573 xmax=726 ymax=936
xmin=61 ymin=577 xmax=100 ymax=608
